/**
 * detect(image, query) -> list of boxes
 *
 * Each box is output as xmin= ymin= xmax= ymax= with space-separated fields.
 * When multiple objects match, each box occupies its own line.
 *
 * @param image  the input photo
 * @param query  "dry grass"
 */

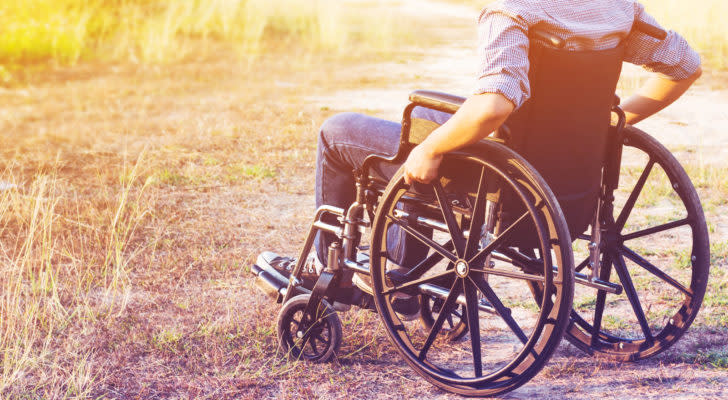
xmin=0 ymin=0 xmax=413 ymax=82
xmin=1 ymin=1 xmax=727 ymax=399
xmin=641 ymin=0 xmax=728 ymax=70
xmin=0 ymin=38 xmax=432 ymax=395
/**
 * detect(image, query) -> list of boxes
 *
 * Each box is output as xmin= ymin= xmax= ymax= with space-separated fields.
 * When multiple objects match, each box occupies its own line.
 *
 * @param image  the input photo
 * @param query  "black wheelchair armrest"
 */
xmin=404 ymin=90 xmax=509 ymax=146
xmin=408 ymin=90 xmax=466 ymax=114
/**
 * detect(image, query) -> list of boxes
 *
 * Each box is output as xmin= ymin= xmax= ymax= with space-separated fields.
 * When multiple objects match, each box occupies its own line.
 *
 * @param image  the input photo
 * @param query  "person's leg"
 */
xmin=314 ymin=112 xmax=400 ymax=264
xmin=314 ymin=108 xmax=452 ymax=265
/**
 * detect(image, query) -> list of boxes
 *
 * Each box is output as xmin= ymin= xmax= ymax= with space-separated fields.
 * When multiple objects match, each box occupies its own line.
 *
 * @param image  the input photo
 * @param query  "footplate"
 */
xmin=251 ymin=262 xmax=311 ymax=302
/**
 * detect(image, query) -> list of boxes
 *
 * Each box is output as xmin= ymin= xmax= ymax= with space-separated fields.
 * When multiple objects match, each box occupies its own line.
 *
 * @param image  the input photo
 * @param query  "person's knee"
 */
xmin=411 ymin=106 xmax=452 ymax=125
xmin=319 ymin=112 xmax=362 ymax=147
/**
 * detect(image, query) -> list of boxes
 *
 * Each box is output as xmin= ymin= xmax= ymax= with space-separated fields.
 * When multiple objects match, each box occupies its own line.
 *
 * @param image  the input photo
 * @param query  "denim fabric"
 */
xmin=313 ymin=107 xmax=452 ymax=265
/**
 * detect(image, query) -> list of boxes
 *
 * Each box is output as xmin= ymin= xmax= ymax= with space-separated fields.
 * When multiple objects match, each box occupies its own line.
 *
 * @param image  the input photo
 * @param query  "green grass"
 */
xmin=681 ymin=348 xmax=728 ymax=370
xmin=710 ymin=240 xmax=728 ymax=265
xmin=602 ymin=315 xmax=632 ymax=332
xmin=226 ymin=163 xmax=277 ymax=182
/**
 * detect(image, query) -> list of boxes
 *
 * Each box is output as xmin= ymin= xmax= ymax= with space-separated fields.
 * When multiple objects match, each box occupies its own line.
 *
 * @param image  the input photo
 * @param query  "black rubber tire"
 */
xmin=277 ymin=294 xmax=342 ymax=362
xmin=369 ymin=140 xmax=574 ymax=397
xmin=563 ymin=126 xmax=710 ymax=361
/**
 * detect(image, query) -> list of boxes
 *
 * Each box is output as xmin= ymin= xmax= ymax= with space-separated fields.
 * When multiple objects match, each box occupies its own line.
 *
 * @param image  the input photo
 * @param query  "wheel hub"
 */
xmin=455 ymin=260 xmax=469 ymax=277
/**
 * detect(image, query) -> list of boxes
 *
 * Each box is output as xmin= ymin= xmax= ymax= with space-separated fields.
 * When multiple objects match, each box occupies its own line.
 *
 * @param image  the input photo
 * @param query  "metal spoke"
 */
xmin=621 ymin=218 xmax=691 ymax=241
xmin=616 ymin=159 xmax=655 ymax=231
xmin=469 ymin=276 xmax=528 ymax=344
xmin=405 ymin=240 xmax=454 ymax=279
xmin=621 ymin=246 xmax=692 ymax=297
xmin=498 ymin=248 xmax=541 ymax=271
xmin=464 ymin=166 xmax=488 ymax=259
xmin=309 ymin=336 xmax=319 ymax=353
xmin=469 ymin=267 xmax=545 ymax=283
xmin=299 ymin=334 xmax=312 ymax=355
xmin=418 ymin=279 xmax=462 ymax=360
xmin=433 ymin=181 xmax=466 ymax=257
xmin=490 ymin=252 xmax=515 ymax=264
xmin=381 ymin=269 xmax=454 ymax=295
xmin=463 ymin=278 xmax=483 ymax=377
xmin=575 ymin=256 xmax=590 ymax=273
xmin=613 ymin=253 xmax=654 ymax=344
xmin=387 ymin=214 xmax=458 ymax=262
xmin=590 ymin=251 xmax=613 ymax=347
xmin=469 ymin=212 xmax=530 ymax=267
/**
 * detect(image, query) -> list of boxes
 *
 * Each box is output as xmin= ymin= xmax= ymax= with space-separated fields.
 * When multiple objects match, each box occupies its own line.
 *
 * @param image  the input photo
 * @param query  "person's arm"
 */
xmin=621 ymin=66 xmax=702 ymax=125
xmin=403 ymin=94 xmax=514 ymax=184
xmin=403 ymin=8 xmax=528 ymax=185
xmin=623 ymin=4 xmax=702 ymax=125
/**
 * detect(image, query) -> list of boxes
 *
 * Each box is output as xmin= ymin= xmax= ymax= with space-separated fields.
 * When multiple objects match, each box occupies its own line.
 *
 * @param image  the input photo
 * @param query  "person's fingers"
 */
xmin=421 ymin=169 xmax=435 ymax=184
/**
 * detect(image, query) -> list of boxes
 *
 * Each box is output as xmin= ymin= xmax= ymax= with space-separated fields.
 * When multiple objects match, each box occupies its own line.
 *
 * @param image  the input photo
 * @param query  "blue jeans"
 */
xmin=314 ymin=107 xmax=451 ymax=266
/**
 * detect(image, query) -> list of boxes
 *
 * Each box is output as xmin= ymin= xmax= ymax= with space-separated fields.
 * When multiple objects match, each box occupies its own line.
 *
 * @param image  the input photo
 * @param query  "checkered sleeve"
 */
xmin=625 ymin=3 xmax=701 ymax=80
xmin=474 ymin=9 xmax=531 ymax=109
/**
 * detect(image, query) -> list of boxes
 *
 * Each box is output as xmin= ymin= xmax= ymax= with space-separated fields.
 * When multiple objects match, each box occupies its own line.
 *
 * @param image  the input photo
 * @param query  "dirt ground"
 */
xmin=2 ymin=0 xmax=727 ymax=399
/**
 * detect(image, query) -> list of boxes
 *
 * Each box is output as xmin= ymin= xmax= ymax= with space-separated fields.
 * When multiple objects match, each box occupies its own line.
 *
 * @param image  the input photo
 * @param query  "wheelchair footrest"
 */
xmin=251 ymin=262 xmax=311 ymax=300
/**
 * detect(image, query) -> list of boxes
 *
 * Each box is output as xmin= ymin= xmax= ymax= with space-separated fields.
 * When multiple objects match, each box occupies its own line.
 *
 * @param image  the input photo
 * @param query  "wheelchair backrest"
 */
xmin=504 ymin=41 xmax=625 ymax=239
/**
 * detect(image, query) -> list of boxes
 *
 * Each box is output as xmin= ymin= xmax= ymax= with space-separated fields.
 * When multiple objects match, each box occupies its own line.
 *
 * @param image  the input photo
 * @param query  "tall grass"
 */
xmin=641 ymin=0 xmax=728 ymax=70
xmin=0 ymin=0 xmax=406 ymax=65
xmin=0 ymin=158 xmax=152 ymax=396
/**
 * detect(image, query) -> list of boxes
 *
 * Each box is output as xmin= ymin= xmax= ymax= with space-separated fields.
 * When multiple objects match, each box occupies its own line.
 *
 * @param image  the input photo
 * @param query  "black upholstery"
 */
xmin=504 ymin=42 xmax=625 ymax=240
xmin=402 ymin=40 xmax=626 ymax=244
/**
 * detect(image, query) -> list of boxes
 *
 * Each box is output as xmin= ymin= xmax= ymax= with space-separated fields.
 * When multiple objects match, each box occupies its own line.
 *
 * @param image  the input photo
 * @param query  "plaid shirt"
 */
xmin=476 ymin=0 xmax=702 ymax=109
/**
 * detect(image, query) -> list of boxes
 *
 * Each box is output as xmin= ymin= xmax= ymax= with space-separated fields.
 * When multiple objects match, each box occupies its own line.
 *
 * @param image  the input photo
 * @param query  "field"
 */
xmin=1 ymin=0 xmax=727 ymax=398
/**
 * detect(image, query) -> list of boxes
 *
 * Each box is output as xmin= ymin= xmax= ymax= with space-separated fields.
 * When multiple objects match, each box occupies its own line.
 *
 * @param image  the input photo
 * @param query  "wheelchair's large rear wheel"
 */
xmin=369 ymin=141 xmax=574 ymax=397
xmin=564 ymin=126 xmax=710 ymax=360
xmin=419 ymin=294 xmax=468 ymax=341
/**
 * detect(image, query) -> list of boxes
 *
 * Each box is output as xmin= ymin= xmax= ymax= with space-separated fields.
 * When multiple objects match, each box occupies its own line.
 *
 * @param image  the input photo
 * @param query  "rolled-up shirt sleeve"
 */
xmin=475 ymin=10 xmax=531 ymax=109
xmin=625 ymin=3 xmax=701 ymax=80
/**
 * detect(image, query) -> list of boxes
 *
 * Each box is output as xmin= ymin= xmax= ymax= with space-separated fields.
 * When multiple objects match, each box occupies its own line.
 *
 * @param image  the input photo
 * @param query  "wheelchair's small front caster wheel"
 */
xmin=277 ymin=294 xmax=342 ymax=362
xmin=419 ymin=294 xmax=467 ymax=341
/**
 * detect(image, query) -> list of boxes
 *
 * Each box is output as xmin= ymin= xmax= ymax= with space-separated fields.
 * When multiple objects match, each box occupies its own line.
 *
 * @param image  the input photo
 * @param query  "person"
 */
xmin=258 ymin=0 xmax=702 ymax=300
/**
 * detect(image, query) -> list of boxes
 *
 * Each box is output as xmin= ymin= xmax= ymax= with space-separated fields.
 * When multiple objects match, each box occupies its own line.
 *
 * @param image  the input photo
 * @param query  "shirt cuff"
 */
xmin=645 ymin=31 xmax=703 ymax=81
xmin=668 ymin=44 xmax=702 ymax=80
xmin=473 ymin=73 xmax=529 ymax=110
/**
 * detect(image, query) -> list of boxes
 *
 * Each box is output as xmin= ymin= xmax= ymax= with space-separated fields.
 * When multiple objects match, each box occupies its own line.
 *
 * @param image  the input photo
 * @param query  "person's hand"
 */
xmin=403 ymin=143 xmax=443 ymax=185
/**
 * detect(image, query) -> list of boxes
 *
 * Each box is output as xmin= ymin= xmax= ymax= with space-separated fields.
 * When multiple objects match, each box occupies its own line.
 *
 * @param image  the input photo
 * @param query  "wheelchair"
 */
xmin=250 ymin=22 xmax=710 ymax=397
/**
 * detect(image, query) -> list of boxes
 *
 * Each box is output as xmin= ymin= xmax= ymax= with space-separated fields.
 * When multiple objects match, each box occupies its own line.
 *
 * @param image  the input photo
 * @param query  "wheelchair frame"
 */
xmin=257 ymin=91 xmax=627 ymax=313
xmin=251 ymin=24 xmax=710 ymax=397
